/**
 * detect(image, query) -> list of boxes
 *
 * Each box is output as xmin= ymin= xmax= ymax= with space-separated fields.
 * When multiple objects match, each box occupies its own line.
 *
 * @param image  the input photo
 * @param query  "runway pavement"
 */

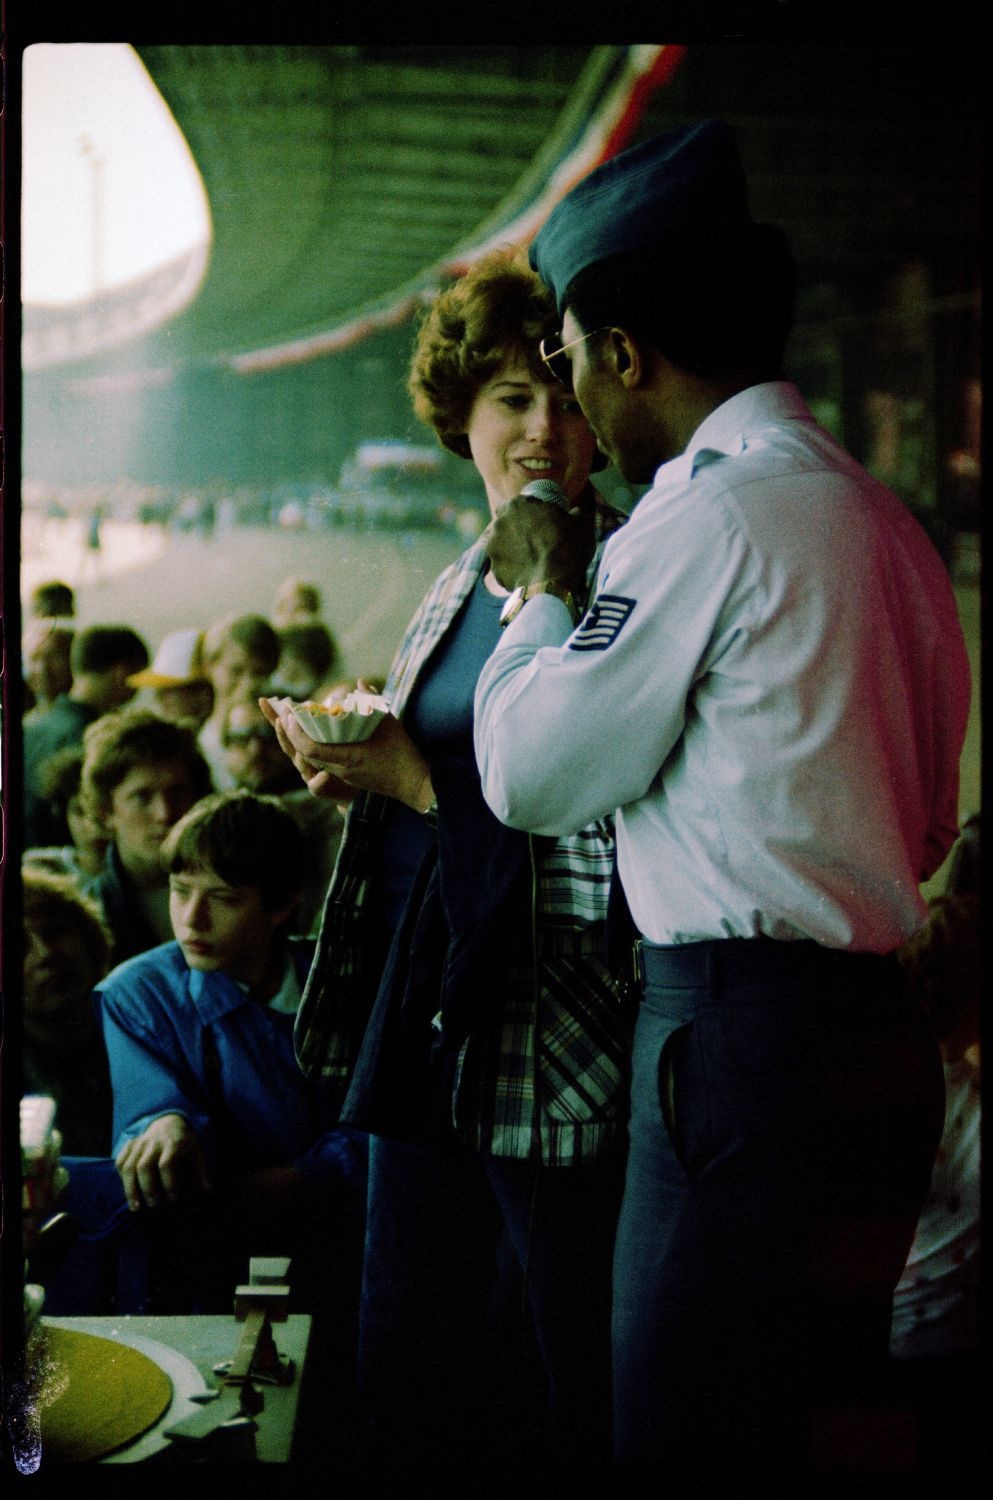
xmin=19 ymin=516 xmax=467 ymax=682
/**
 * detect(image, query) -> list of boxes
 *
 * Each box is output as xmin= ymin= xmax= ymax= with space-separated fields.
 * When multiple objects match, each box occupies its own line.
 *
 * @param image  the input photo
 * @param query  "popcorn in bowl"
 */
xmin=268 ymin=689 xmax=390 ymax=745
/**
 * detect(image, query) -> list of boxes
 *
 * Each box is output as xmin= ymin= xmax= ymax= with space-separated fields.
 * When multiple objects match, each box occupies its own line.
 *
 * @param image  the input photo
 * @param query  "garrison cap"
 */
xmin=530 ymin=120 xmax=753 ymax=315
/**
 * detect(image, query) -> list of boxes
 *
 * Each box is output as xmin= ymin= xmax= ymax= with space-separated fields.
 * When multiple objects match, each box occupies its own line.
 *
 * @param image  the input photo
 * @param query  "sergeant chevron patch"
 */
xmin=569 ymin=594 xmax=636 ymax=651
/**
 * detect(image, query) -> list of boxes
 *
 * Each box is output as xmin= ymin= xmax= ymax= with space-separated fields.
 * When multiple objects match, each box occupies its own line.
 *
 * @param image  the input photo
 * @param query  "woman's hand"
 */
xmin=261 ymin=696 xmax=433 ymax=812
xmin=259 ymin=695 xmax=357 ymax=801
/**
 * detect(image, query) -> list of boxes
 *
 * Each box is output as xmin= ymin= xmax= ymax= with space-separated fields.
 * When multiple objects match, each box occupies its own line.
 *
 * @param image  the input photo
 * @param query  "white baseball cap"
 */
xmin=127 ymin=628 xmax=207 ymax=688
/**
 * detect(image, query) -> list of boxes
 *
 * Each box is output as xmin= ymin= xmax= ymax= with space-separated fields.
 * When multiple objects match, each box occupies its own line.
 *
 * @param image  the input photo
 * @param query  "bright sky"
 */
xmin=21 ymin=43 xmax=212 ymax=306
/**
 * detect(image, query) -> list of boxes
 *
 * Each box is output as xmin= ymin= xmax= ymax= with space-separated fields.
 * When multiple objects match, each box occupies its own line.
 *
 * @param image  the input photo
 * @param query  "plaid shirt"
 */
xmin=294 ymin=492 xmax=631 ymax=1165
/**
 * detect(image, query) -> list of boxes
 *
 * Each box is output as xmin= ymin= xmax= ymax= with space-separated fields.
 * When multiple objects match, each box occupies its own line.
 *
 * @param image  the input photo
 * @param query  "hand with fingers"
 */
xmin=115 ymin=1113 xmax=211 ymax=1212
xmin=259 ymin=694 xmax=356 ymax=801
xmin=484 ymin=492 xmax=594 ymax=593
xmin=260 ymin=692 xmax=434 ymax=813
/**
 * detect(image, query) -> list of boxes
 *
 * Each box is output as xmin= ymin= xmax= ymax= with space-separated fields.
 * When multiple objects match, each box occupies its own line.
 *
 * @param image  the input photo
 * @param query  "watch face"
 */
xmin=499 ymin=586 xmax=525 ymax=626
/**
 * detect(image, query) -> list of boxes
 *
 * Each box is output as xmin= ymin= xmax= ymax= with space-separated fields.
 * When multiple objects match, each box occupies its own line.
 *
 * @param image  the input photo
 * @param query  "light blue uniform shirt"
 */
xmin=475 ymin=382 xmax=970 ymax=950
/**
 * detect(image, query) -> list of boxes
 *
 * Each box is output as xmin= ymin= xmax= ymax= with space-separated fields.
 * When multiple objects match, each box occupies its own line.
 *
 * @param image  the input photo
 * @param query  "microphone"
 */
xmin=520 ymin=478 xmax=572 ymax=512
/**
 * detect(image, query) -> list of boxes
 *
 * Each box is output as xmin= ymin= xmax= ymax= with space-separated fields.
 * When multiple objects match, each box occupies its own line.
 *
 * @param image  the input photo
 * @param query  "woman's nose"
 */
xmin=527 ymin=395 xmax=561 ymax=441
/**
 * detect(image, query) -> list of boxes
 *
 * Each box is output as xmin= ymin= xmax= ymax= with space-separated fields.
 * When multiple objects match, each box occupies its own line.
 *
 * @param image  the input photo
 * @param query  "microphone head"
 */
xmin=520 ymin=479 xmax=572 ymax=511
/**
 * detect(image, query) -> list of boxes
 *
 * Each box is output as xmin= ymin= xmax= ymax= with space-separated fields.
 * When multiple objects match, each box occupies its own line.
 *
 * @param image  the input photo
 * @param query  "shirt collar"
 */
xmin=652 ymin=380 xmax=813 ymax=487
xmin=266 ymin=959 xmax=303 ymax=1015
xmin=187 ymin=950 xmax=298 ymax=1021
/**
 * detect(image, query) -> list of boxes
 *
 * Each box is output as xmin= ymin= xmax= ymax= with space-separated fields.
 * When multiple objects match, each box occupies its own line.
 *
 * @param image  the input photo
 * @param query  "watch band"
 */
xmin=499 ymin=580 xmax=578 ymax=628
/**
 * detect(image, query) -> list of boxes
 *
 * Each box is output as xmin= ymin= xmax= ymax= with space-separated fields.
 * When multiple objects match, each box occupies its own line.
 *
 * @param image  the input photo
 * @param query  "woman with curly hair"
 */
xmin=265 ymin=247 xmax=629 ymax=1483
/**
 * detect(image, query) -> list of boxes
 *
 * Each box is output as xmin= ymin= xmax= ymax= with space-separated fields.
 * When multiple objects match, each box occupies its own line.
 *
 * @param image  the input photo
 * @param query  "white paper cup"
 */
xmin=268 ymin=690 xmax=389 ymax=745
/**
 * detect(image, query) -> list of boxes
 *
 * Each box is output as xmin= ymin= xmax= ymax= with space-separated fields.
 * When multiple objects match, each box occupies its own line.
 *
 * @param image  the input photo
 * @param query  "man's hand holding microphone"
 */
xmin=485 ymin=479 xmax=596 ymax=626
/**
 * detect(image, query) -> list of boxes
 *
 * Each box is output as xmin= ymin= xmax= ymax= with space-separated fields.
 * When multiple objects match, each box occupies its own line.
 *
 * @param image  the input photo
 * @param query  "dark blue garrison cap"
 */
xmin=530 ymin=120 xmax=753 ymax=315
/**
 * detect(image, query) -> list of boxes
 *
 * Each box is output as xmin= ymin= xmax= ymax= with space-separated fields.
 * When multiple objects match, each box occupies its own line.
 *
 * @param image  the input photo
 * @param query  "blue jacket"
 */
xmin=96 ymin=939 xmax=363 ymax=1195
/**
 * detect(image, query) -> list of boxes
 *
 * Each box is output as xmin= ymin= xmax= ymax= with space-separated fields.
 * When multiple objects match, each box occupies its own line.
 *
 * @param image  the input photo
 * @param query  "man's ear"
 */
xmin=606 ymin=327 xmax=647 ymax=388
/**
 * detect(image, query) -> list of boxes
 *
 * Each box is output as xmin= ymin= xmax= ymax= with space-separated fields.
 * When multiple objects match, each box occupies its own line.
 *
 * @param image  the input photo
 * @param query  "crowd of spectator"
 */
xmin=23 ymin=468 xmax=489 ymax=541
xmin=18 ymin=575 xmax=364 ymax=1350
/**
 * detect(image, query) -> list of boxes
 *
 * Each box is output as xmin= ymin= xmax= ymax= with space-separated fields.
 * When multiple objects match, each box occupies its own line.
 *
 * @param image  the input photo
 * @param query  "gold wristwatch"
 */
xmin=499 ymin=579 xmax=578 ymax=628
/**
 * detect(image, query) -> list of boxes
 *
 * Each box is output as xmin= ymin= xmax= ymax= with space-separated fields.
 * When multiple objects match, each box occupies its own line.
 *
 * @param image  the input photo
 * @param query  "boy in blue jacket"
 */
xmin=96 ymin=788 xmax=365 ymax=1312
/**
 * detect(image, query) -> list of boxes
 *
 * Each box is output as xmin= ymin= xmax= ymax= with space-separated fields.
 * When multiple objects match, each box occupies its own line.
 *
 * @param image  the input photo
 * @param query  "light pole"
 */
xmin=78 ymin=133 xmax=106 ymax=296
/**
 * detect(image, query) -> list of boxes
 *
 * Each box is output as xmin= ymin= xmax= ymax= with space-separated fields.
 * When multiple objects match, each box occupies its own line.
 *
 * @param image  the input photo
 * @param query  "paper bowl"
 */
xmin=270 ymin=690 xmax=389 ymax=745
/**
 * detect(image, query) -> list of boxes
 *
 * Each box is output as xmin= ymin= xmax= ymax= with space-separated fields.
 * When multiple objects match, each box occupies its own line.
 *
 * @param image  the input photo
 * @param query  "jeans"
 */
xmin=357 ymin=1129 xmax=625 ymax=1483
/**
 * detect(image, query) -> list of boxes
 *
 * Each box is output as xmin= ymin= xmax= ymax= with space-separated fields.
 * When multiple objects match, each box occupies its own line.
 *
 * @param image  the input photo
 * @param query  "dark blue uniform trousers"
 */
xmin=612 ymin=938 xmax=944 ymax=1491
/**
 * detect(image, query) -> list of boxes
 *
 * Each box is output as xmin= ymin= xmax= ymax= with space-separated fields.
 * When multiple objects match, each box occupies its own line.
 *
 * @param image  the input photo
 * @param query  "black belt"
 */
xmin=633 ymin=936 xmax=896 ymax=990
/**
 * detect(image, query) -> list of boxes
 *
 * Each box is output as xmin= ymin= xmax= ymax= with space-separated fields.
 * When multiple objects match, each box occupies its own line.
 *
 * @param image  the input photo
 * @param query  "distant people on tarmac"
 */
xmin=78 ymin=505 xmax=105 ymax=581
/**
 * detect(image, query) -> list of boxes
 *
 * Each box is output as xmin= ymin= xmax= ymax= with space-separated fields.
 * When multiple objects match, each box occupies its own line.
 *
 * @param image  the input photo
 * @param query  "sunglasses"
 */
xmin=539 ymin=328 xmax=607 ymax=386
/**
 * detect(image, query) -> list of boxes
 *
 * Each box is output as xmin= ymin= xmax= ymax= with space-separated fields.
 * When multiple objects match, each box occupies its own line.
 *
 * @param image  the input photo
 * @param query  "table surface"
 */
xmin=42 ymin=1313 xmax=313 ymax=1464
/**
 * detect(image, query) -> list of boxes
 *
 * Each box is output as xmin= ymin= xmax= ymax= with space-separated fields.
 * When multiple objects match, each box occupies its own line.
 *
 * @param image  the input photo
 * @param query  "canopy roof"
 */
xmin=24 ymin=45 xmax=682 ymax=373
xmin=22 ymin=41 xmax=980 ymax=385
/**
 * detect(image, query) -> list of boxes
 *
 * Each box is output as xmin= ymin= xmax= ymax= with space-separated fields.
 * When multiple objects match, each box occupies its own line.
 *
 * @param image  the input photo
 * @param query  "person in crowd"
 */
xmin=126 ymin=627 xmax=215 ymax=729
xmin=23 ymin=624 xmax=150 ymax=848
xmin=199 ymin=613 xmax=281 ymax=790
xmin=265 ymin=247 xmax=629 ymax=1484
xmin=221 ymin=694 xmax=302 ymax=797
xmin=887 ymin=833 xmax=981 ymax=1481
xmin=21 ymin=866 xmax=117 ymax=1317
xmin=221 ymin=693 xmax=345 ymax=939
xmin=96 ymin=790 xmax=366 ymax=1314
xmin=470 ymin=120 xmax=972 ymax=1488
xmin=272 ymin=575 xmax=323 ymax=629
xmin=22 ymin=867 xmax=114 ymax=1157
xmin=80 ymin=504 xmax=104 ymax=578
xmin=80 ymin=707 xmax=213 ymax=961
xmin=22 ymin=746 xmax=109 ymax=880
xmin=28 ymin=578 xmax=76 ymax=621
xmin=22 ymin=576 xmax=74 ymax=713
xmin=22 ymin=619 xmax=74 ymax=719
xmin=274 ymin=620 xmax=342 ymax=702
